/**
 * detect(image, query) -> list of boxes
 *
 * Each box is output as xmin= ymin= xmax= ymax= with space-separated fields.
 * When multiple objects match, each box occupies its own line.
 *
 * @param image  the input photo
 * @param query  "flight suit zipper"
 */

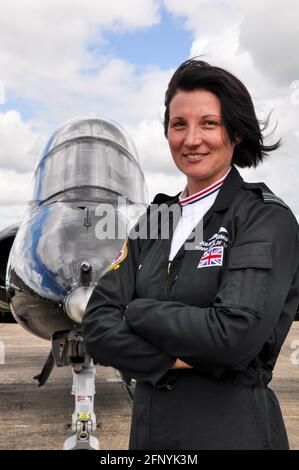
xmin=163 ymin=261 xmax=179 ymax=299
xmin=163 ymin=261 xmax=172 ymax=298
xmin=162 ymin=259 xmax=180 ymax=391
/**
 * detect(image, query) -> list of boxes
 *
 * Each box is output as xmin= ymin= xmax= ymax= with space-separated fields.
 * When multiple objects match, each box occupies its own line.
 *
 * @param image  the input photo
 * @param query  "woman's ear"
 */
xmin=235 ymin=133 xmax=243 ymax=144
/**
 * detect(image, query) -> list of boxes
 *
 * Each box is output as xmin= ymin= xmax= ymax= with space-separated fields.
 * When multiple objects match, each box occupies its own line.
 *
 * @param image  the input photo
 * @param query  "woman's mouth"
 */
xmin=183 ymin=153 xmax=210 ymax=161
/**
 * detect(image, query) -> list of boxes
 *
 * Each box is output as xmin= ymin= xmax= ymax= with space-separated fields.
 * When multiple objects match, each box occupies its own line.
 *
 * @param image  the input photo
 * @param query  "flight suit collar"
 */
xmin=157 ymin=166 xmax=244 ymax=261
xmin=209 ymin=165 xmax=244 ymax=212
xmin=153 ymin=165 xmax=243 ymax=211
xmin=202 ymin=165 xmax=243 ymax=229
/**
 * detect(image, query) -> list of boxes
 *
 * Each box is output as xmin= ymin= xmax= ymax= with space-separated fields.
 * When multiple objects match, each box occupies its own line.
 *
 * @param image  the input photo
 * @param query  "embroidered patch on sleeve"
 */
xmin=107 ymin=240 xmax=128 ymax=271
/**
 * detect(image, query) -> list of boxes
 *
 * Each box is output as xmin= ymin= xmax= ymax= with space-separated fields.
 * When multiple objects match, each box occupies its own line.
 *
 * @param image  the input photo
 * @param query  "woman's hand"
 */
xmin=171 ymin=358 xmax=193 ymax=369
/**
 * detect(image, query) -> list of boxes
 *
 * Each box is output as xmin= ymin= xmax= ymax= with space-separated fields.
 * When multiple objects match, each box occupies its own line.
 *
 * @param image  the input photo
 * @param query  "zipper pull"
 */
xmin=167 ymin=261 xmax=171 ymax=274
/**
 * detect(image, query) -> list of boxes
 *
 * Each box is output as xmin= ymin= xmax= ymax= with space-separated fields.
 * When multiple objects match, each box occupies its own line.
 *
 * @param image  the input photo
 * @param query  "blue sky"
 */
xmin=0 ymin=94 xmax=42 ymax=122
xmin=0 ymin=6 xmax=191 ymax=131
xmin=98 ymin=9 xmax=193 ymax=70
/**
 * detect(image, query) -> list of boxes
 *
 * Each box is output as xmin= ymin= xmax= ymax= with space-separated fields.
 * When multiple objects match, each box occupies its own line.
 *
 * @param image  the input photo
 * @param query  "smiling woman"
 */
xmin=82 ymin=59 xmax=299 ymax=450
xmin=167 ymin=88 xmax=238 ymax=194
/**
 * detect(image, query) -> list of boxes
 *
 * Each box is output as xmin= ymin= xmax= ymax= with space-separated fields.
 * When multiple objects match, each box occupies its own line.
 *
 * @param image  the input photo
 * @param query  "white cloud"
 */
xmin=163 ymin=0 xmax=241 ymax=35
xmin=32 ymin=61 xmax=172 ymax=128
xmin=0 ymin=0 xmax=160 ymax=101
xmin=0 ymin=80 xmax=5 ymax=105
xmin=162 ymin=0 xmax=299 ymax=218
xmin=0 ymin=168 xmax=33 ymax=205
xmin=0 ymin=0 xmax=298 ymax=232
xmin=0 ymin=0 xmax=160 ymax=78
xmin=0 ymin=1 xmax=173 ymax=234
xmin=0 ymin=110 xmax=44 ymax=230
xmin=0 ymin=0 xmax=169 ymax=141
xmin=0 ymin=111 xmax=45 ymax=172
xmin=240 ymin=133 xmax=299 ymax=218
xmin=144 ymin=170 xmax=185 ymax=202
xmin=131 ymin=118 xmax=187 ymax=200
xmin=164 ymin=0 xmax=293 ymax=99
xmin=0 ymin=205 xmax=24 ymax=231
xmin=238 ymin=0 xmax=299 ymax=87
xmin=131 ymin=119 xmax=176 ymax=174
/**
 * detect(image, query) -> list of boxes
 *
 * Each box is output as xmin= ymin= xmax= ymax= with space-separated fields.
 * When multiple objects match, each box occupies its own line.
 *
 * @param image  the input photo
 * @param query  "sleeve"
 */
xmin=125 ymin=203 xmax=299 ymax=371
xmin=82 ymin=221 xmax=176 ymax=387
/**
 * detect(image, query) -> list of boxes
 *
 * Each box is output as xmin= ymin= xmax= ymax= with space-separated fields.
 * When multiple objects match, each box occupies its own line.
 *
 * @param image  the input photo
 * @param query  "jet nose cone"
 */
xmin=64 ymin=286 xmax=94 ymax=324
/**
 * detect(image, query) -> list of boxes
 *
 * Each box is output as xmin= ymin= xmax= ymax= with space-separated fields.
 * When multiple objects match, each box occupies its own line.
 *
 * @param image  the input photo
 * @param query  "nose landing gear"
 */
xmin=63 ymin=361 xmax=99 ymax=450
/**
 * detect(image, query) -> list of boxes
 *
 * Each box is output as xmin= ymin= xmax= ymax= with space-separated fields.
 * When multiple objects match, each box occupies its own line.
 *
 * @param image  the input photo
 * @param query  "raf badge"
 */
xmin=107 ymin=240 xmax=128 ymax=271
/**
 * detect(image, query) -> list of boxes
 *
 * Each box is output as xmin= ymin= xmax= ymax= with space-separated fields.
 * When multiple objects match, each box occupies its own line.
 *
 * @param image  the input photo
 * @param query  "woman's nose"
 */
xmin=184 ymin=126 xmax=203 ymax=147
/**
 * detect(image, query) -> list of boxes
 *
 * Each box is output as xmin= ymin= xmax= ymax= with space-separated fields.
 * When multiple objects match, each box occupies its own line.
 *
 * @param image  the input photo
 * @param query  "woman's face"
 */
xmin=167 ymin=88 xmax=238 ymax=195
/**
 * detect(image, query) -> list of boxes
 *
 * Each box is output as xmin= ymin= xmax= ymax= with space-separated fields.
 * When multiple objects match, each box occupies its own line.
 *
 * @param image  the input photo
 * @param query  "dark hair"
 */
xmin=164 ymin=58 xmax=281 ymax=168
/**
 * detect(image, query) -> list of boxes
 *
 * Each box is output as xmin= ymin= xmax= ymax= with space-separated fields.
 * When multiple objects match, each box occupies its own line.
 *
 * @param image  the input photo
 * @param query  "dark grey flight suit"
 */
xmin=82 ymin=166 xmax=299 ymax=450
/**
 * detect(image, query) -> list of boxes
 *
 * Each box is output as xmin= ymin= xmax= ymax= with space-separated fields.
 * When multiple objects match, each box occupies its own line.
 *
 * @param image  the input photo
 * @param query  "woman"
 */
xmin=82 ymin=59 xmax=299 ymax=450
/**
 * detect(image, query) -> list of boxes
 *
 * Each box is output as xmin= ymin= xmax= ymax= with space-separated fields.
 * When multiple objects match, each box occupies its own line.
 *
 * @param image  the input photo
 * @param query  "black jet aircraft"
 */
xmin=0 ymin=116 xmax=148 ymax=450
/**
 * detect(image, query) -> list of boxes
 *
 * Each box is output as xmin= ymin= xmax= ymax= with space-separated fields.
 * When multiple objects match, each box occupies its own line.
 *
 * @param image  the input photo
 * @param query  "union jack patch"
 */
xmin=197 ymin=246 xmax=224 ymax=268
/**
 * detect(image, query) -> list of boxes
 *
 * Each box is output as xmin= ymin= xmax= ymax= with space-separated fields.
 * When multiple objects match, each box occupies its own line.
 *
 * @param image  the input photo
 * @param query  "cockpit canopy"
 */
xmin=32 ymin=116 xmax=148 ymax=204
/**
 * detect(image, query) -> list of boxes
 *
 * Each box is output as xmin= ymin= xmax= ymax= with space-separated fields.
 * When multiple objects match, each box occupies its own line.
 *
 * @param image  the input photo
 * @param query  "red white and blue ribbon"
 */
xmin=180 ymin=175 xmax=227 ymax=207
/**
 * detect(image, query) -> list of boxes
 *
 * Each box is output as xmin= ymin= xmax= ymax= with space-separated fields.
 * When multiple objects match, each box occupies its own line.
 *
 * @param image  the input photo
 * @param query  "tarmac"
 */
xmin=0 ymin=322 xmax=299 ymax=450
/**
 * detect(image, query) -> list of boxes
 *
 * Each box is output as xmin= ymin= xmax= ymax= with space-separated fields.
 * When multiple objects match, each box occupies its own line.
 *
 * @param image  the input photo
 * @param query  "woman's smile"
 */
xmin=183 ymin=152 xmax=210 ymax=160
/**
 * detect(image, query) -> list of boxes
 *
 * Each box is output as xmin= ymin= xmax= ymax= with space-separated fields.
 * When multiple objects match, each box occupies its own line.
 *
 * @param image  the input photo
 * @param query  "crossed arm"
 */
xmin=83 ymin=205 xmax=299 ymax=384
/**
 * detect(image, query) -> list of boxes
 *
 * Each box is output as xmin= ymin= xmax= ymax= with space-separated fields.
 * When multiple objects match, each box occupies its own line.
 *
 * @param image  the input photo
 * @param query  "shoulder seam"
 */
xmin=261 ymin=192 xmax=289 ymax=209
xmin=242 ymin=182 xmax=289 ymax=209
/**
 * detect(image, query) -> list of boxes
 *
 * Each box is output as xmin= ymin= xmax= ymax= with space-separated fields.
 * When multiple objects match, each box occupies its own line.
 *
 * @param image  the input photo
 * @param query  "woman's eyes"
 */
xmin=203 ymin=120 xmax=218 ymax=127
xmin=171 ymin=121 xmax=185 ymax=128
xmin=171 ymin=120 xmax=218 ymax=128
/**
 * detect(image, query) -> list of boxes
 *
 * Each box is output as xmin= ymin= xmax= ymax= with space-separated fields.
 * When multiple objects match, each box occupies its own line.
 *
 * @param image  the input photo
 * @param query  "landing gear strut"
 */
xmin=35 ymin=328 xmax=99 ymax=450
xmin=63 ymin=360 xmax=99 ymax=450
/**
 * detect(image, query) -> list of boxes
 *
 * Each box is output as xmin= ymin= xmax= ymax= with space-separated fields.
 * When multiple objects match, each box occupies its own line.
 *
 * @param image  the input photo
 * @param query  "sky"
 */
xmin=0 ymin=0 xmax=298 ymax=229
